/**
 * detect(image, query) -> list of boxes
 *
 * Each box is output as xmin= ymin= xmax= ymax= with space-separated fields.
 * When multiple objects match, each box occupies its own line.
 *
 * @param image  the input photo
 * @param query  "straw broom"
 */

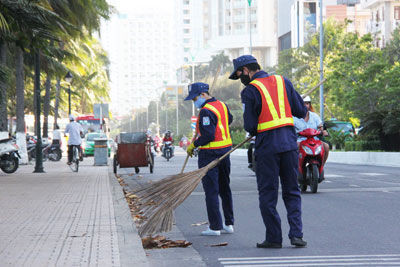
xmin=134 ymin=136 xmax=252 ymax=237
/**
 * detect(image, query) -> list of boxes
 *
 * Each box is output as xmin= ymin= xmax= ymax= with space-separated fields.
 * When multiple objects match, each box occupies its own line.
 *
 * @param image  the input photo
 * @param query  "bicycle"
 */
xmin=69 ymin=145 xmax=80 ymax=172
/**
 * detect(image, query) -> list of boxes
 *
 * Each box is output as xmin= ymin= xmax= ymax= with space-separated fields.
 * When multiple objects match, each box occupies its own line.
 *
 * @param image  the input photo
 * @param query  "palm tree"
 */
xmin=0 ymin=42 xmax=7 ymax=134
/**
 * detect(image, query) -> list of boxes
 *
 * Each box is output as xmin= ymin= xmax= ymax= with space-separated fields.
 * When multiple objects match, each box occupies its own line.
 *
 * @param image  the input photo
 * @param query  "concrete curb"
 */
xmin=230 ymin=148 xmax=400 ymax=167
xmin=108 ymin=165 xmax=150 ymax=267
xmin=327 ymin=151 xmax=400 ymax=168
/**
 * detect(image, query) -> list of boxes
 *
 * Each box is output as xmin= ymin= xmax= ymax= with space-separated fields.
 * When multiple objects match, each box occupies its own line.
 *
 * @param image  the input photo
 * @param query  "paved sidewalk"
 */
xmin=0 ymin=158 xmax=148 ymax=266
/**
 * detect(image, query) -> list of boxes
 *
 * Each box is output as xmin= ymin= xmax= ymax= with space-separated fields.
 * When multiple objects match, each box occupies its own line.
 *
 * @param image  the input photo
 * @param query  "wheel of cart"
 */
xmin=113 ymin=132 xmax=154 ymax=174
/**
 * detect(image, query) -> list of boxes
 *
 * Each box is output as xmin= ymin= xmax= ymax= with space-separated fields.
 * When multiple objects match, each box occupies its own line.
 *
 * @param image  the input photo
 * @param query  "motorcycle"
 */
xmin=179 ymin=138 xmax=189 ymax=151
xmin=0 ymin=138 xmax=20 ymax=173
xmin=162 ymin=141 xmax=174 ymax=161
xmin=298 ymin=128 xmax=325 ymax=193
xmin=153 ymin=137 xmax=161 ymax=153
xmin=27 ymin=136 xmax=62 ymax=162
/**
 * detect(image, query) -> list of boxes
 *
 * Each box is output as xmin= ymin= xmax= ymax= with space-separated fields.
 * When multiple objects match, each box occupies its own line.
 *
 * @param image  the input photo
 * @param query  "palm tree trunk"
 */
xmin=53 ymin=79 xmax=61 ymax=129
xmin=16 ymin=46 xmax=25 ymax=133
xmin=15 ymin=45 xmax=28 ymax=164
xmin=43 ymin=74 xmax=51 ymax=138
xmin=0 ymin=41 xmax=8 ymax=138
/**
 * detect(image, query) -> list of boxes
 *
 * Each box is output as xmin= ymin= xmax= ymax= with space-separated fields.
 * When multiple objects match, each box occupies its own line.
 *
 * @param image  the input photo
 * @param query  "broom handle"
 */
xmin=180 ymin=154 xmax=190 ymax=174
xmin=216 ymin=136 xmax=253 ymax=163
xmin=180 ymin=133 xmax=199 ymax=173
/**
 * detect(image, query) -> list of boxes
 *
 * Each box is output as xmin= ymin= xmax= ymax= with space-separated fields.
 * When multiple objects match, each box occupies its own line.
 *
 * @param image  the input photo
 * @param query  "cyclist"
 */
xmin=64 ymin=115 xmax=84 ymax=165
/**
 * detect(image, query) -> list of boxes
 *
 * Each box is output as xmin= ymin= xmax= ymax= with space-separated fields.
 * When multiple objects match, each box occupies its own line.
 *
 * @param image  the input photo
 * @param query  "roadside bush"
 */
xmin=343 ymin=139 xmax=381 ymax=151
xmin=344 ymin=141 xmax=355 ymax=151
xmin=230 ymin=129 xmax=246 ymax=147
xmin=326 ymin=130 xmax=352 ymax=150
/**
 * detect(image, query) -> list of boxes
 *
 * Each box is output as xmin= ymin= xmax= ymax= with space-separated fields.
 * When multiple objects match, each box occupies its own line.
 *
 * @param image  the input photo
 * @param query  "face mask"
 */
xmin=239 ymin=73 xmax=251 ymax=86
xmin=194 ymin=96 xmax=206 ymax=108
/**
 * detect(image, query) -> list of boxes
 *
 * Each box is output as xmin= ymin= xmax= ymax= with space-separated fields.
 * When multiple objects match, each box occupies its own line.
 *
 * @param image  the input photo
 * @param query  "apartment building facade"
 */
xmin=101 ymin=8 xmax=176 ymax=114
xmin=175 ymin=0 xmax=279 ymax=71
xmin=361 ymin=0 xmax=400 ymax=47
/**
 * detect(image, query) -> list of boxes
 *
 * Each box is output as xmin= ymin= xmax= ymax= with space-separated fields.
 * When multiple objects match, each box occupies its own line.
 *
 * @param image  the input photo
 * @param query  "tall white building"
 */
xmin=207 ymin=0 xmax=278 ymax=67
xmin=361 ymin=0 xmax=400 ymax=47
xmin=278 ymin=0 xmax=336 ymax=51
xmin=101 ymin=3 xmax=176 ymax=115
xmin=175 ymin=0 xmax=279 ymax=72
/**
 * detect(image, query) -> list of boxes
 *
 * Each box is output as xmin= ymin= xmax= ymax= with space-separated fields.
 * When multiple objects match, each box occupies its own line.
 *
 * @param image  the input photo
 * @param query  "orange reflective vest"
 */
xmin=250 ymin=75 xmax=294 ymax=133
xmin=196 ymin=100 xmax=232 ymax=150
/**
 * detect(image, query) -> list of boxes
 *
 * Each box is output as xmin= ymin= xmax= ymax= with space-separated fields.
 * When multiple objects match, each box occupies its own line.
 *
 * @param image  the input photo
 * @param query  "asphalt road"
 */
xmin=121 ymin=148 xmax=400 ymax=267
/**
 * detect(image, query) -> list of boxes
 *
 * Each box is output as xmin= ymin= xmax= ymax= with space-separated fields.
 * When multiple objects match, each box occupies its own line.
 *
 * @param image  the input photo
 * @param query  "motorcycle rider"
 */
xmin=162 ymin=131 xmax=174 ymax=157
xmin=180 ymin=135 xmax=189 ymax=150
xmin=153 ymin=134 xmax=161 ymax=153
xmin=293 ymin=96 xmax=329 ymax=166
xmin=52 ymin=125 xmax=62 ymax=145
xmin=64 ymin=115 xmax=84 ymax=165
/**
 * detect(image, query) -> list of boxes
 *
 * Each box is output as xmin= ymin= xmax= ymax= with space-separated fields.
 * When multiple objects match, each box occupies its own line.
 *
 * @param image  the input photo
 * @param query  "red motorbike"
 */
xmin=298 ymin=128 xmax=325 ymax=193
xmin=153 ymin=136 xmax=161 ymax=153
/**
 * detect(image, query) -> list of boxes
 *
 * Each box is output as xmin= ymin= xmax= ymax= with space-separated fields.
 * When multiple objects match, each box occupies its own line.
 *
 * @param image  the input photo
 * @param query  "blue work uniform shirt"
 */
xmin=240 ymin=71 xmax=307 ymax=154
xmin=194 ymin=97 xmax=233 ymax=155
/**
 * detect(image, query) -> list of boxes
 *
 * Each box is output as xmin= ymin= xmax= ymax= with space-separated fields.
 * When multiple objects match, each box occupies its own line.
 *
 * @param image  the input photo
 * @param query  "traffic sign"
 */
xmin=191 ymin=116 xmax=197 ymax=130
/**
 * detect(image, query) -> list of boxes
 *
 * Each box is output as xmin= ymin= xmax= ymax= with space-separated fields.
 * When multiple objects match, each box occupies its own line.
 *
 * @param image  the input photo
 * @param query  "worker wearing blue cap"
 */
xmin=185 ymin=82 xmax=234 ymax=236
xmin=230 ymin=55 xmax=308 ymax=248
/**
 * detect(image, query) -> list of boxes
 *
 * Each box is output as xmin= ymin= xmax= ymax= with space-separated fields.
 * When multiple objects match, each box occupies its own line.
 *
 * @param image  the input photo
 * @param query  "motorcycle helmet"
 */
xmin=303 ymin=96 xmax=311 ymax=102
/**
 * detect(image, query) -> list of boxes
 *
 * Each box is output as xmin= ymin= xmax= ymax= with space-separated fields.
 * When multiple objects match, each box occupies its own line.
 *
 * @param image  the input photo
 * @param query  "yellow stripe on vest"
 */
xmin=200 ymin=102 xmax=232 ymax=149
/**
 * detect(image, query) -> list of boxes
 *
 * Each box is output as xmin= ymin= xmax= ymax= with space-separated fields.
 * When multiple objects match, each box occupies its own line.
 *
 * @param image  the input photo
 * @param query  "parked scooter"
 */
xmin=0 ymin=138 xmax=20 ymax=173
xmin=298 ymin=128 xmax=325 ymax=193
xmin=27 ymin=135 xmax=62 ymax=162
xmin=162 ymin=141 xmax=174 ymax=161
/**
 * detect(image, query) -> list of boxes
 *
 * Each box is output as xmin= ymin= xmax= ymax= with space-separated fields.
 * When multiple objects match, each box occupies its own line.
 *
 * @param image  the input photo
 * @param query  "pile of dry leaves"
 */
xmin=141 ymin=235 xmax=192 ymax=249
xmin=116 ymin=175 xmax=193 ymax=249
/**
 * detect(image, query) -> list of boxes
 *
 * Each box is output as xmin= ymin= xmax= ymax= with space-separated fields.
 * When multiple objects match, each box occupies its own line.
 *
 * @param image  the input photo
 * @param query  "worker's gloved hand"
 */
xmin=186 ymin=143 xmax=196 ymax=157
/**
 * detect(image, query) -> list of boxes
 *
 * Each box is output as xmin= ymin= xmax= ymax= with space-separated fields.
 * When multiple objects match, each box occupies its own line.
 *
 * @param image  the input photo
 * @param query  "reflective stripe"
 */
xmin=257 ymin=117 xmax=294 ymax=131
xmin=251 ymin=79 xmax=279 ymax=121
xmin=204 ymin=104 xmax=226 ymax=140
xmin=276 ymin=75 xmax=287 ymax=118
xmin=200 ymin=101 xmax=232 ymax=149
xmin=250 ymin=75 xmax=294 ymax=132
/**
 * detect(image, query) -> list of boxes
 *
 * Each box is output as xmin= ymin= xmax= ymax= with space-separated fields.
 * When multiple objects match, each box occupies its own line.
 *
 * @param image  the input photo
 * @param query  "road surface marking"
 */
xmin=219 ymin=254 xmax=400 ymax=266
xmin=360 ymin=173 xmax=387 ymax=176
xmin=349 ymin=184 xmax=360 ymax=187
xmin=324 ymin=174 xmax=344 ymax=178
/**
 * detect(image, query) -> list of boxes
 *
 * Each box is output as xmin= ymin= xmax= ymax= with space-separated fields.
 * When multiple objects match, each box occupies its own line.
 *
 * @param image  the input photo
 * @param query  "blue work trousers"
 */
xmin=198 ymin=150 xmax=234 ymax=230
xmin=256 ymin=149 xmax=303 ymax=243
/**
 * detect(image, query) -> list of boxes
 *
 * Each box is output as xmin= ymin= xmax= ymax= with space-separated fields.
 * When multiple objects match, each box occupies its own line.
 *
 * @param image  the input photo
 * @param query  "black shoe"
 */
xmin=256 ymin=240 xmax=282 ymax=248
xmin=290 ymin=237 xmax=307 ymax=247
xmin=248 ymin=163 xmax=253 ymax=169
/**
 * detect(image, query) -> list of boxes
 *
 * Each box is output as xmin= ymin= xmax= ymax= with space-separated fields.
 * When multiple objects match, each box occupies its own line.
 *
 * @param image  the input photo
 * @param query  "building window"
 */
xmin=183 ymin=29 xmax=190 ymax=34
xmin=184 ymin=48 xmax=190 ymax=52
xmin=183 ymin=10 xmax=189 ymax=15
xmin=183 ymin=19 xmax=190 ymax=24
xmin=183 ymin=38 xmax=190 ymax=43
xmin=395 ymin=6 xmax=400 ymax=20
xmin=183 ymin=0 xmax=189 ymax=5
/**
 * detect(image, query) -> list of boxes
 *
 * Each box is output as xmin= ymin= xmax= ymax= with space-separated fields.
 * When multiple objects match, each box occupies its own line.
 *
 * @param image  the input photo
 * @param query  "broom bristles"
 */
xmin=134 ymin=161 xmax=218 ymax=237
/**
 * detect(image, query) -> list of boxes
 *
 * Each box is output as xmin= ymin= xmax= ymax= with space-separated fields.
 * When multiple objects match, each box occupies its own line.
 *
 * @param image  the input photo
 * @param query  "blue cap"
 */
xmin=184 ymin=82 xmax=209 ymax=101
xmin=229 ymin=55 xmax=258 ymax=80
